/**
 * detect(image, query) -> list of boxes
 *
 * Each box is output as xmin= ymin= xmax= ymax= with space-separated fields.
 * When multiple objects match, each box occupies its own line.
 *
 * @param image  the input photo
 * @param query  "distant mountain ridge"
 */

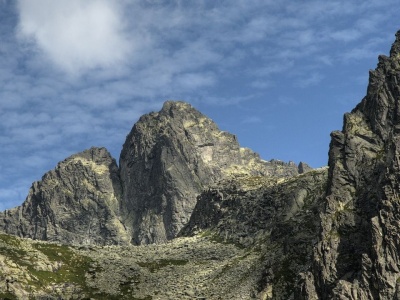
xmin=0 ymin=101 xmax=309 ymax=246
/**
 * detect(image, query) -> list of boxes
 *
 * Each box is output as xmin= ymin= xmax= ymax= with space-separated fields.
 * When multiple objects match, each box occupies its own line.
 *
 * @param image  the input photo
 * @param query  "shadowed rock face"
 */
xmin=301 ymin=30 xmax=400 ymax=299
xmin=119 ymin=101 xmax=302 ymax=245
xmin=0 ymin=147 xmax=130 ymax=246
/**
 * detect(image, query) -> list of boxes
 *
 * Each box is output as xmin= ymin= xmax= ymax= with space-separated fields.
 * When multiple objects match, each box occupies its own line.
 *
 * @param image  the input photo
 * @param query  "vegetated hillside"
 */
xmin=1 ymin=29 xmax=400 ymax=300
xmin=0 ymin=167 xmax=326 ymax=299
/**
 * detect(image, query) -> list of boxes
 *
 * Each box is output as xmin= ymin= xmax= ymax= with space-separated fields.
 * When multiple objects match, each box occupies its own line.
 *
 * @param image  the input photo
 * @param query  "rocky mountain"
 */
xmin=1 ymin=28 xmax=400 ymax=300
xmin=0 ymin=100 xmax=306 ymax=247
xmin=119 ymin=101 xmax=307 ymax=245
xmin=0 ymin=147 xmax=130 ymax=246
xmin=0 ymin=168 xmax=326 ymax=299
xmin=0 ymin=99 xmax=313 ymax=298
xmin=300 ymin=30 xmax=400 ymax=299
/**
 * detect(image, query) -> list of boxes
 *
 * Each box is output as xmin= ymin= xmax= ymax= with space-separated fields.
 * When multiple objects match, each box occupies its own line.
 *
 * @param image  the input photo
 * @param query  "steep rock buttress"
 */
xmin=119 ymin=101 xmax=303 ymax=244
xmin=0 ymin=147 xmax=129 ymax=245
xmin=301 ymin=30 xmax=400 ymax=299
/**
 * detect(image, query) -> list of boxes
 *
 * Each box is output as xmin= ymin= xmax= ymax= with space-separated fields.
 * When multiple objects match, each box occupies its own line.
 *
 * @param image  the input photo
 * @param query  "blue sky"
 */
xmin=1 ymin=0 xmax=399 ymax=210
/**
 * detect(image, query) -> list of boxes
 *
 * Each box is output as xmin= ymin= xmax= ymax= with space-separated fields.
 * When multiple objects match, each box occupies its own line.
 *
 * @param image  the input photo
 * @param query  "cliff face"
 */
xmin=0 ymin=147 xmax=130 ymax=246
xmin=301 ymin=31 xmax=400 ymax=299
xmin=119 ymin=101 xmax=302 ymax=245
xmin=182 ymin=168 xmax=328 ymax=299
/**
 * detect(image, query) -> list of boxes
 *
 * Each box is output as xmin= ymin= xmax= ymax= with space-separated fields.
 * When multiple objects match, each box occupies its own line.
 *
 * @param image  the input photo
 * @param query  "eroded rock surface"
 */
xmin=301 ymin=30 xmax=400 ymax=299
xmin=119 ymin=101 xmax=303 ymax=244
xmin=0 ymin=147 xmax=129 ymax=246
xmin=182 ymin=168 xmax=328 ymax=299
xmin=0 ymin=233 xmax=263 ymax=299
xmin=3 ymin=30 xmax=400 ymax=299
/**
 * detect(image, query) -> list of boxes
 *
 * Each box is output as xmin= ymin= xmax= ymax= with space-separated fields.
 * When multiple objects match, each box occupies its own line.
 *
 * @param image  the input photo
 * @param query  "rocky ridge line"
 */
xmin=0 ymin=101 xmax=308 ymax=246
xmin=1 ymin=30 xmax=400 ymax=299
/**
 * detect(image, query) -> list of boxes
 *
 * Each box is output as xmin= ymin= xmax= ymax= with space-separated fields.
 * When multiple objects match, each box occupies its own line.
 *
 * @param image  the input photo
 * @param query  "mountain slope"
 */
xmin=0 ymin=169 xmax=325 ymax=299
xmin=118 ymin=100 xmax=303 ymax=244
xmin=0 ymin=101 xmax=304 ymax=247
xmin=301 ymin=30 xmax=400 ymax=299
xmin=0 ymin=147 xmax=129 ymax=246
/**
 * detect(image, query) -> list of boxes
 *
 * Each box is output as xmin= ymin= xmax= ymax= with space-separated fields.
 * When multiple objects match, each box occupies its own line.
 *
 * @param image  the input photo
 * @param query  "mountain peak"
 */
xmin=0 ymin=100 xmax=306 ymax=247
xmin=161 ymin=100 xmax=194 ymax=112
xmin=119 ymin=101 xmax=302 ymax=244
xmin=389 ymin=29 xmax=400 ymax=57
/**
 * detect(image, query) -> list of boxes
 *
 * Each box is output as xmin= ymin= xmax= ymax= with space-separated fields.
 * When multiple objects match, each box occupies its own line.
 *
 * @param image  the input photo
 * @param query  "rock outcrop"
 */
xmin=300 ymin=30 xmax=400 ymax=299
xmin=119 ymin=101 xmax=304 ymax=244
xmin=0 ymin=147 xmax=130 ymax=246
xmin=181 ymin=168 xmax=328 ymax=299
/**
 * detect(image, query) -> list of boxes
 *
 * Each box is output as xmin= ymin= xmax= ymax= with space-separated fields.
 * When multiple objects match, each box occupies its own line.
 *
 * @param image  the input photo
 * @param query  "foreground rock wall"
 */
xmin=301 ymin=30 xmax=400 ymax=299
xmin=182 ymin=168 xmax=327 ymax=299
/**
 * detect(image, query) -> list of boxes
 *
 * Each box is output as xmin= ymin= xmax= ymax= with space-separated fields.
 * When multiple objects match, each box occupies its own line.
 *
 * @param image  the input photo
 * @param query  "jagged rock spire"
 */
xmin=119 ymin=100 xmax=301 ymax=244
xmin=301 ymin=30 xmax=400 ymax=299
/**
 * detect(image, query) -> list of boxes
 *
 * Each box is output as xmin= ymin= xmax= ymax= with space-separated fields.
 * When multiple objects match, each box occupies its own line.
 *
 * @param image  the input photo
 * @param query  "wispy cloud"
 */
xmin=17 ymin=0 xmax=133 ymax=75
xmin=295 ymin=73 xmax=324 ymax=88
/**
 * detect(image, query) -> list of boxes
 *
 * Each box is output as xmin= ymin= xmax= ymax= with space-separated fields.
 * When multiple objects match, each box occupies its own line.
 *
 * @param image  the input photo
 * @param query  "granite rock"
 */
xmin=0 ymin=147 xmax=130 ymax=246
xmin=119 ymin=101 xmax=301 ymax=244
xmin=301 ymin=30 xmax=400 ymax=299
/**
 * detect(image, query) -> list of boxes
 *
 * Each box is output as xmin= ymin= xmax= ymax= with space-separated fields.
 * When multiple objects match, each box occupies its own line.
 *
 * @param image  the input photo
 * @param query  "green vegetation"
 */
xmin=0 ymin=234 xmax=103 ymax=298
xmin=0 ymin=234 xmax=28 ymax=262
xmin=0 ymin=291 xmax=17 ymax=300
xmin=137 ymin=259 xmax=188 ymax=273
xmin=28 ymin=243 xmax=93 ymax=291
xmin=199 ymin=230 xmax=246 ymax=249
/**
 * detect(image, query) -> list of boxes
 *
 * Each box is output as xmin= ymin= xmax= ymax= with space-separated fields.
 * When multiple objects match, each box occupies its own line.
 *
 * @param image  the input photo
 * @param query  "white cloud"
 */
xmin=250 ymin=80 xmax=273 ymax=89
xmin=176 ymin=72 xmax=216 ymax=90
xmin=278 ymin=96 xmax=297 ymax=105
xmin=17 ymin=0 xmax=132 ymax=75
xmin=200 ymin=94 xmax=258 ymax=106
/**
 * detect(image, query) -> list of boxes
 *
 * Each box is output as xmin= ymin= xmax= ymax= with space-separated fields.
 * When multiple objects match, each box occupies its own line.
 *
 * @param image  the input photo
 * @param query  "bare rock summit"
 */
xmin=301 ymin=29 xmax=400 ymax=299
xmin=119 ymin=101 xmax=301 ymax=244
xmin=0 ymin=147 xmax=130 ymax=246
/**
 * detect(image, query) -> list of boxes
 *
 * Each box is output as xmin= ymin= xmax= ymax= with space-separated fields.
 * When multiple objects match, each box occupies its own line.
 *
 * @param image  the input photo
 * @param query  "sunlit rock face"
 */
xmin=0 ymin=147 xmax=130 ymax=246
xmin=119 ymin=101 xmax=302 ymax=245
xmin=3 ymin=30 xmax=400 ymax=300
